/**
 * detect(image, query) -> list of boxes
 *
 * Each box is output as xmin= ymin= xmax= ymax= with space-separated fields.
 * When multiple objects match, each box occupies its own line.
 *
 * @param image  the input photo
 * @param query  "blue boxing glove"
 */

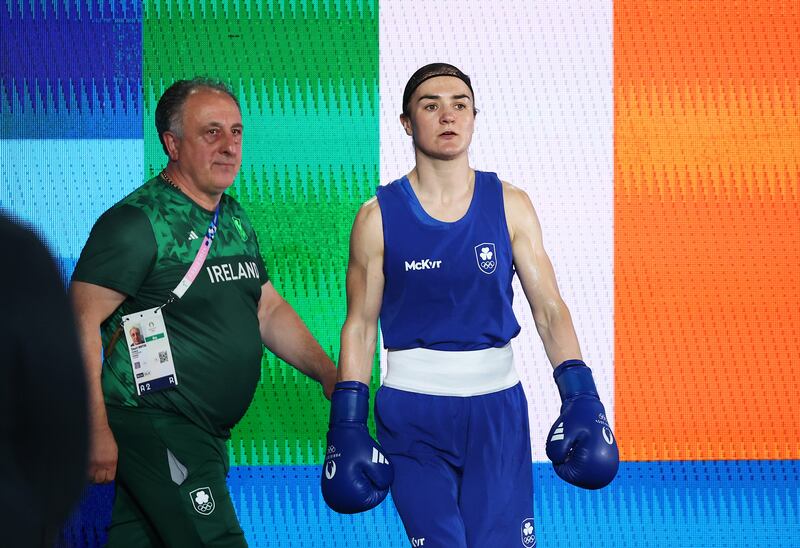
xmin=546 ymin=360 xmax=619 ymax=489
xmin=321 ymin=381 xmax=393 ymax=514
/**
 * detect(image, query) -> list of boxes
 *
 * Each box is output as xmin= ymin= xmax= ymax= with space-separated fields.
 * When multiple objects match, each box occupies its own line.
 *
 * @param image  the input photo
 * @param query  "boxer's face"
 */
xmin=401 ymin=76 xmax=475 ymax=161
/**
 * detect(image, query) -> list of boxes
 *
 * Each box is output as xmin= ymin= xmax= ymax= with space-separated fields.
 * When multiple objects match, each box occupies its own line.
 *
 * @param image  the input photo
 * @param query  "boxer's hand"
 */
xmin=546 ymin=360 xmax=619 ymax=489
xmin=321 ymin=382 xmax=393 ymax=513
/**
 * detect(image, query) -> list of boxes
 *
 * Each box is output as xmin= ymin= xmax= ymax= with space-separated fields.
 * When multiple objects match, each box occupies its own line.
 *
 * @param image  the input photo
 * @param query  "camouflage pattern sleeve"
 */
xmin=72 ymin=204 xmax=157 ymax=297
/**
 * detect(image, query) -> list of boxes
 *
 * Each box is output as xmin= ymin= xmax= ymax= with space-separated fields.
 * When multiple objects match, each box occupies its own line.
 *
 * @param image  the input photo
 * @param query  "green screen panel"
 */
xmin=143 ymin=0 xmax=379 ymax=466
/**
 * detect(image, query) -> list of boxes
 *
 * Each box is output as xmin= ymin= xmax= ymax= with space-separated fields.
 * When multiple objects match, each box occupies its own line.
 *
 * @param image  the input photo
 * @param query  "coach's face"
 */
xmin=167 ymin=89 xmax=243 ymax=195
xmin=401 ymin=76 xmax=475 ymax=161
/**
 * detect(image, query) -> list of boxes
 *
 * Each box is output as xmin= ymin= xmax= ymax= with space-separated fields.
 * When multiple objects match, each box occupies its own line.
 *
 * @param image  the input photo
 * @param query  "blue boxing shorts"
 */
xmin=375 ymin=345 xmax=536 ymax=548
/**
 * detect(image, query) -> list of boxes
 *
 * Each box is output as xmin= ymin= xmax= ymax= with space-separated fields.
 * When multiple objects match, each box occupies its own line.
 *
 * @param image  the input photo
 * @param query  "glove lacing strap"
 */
xmin=553 ymin=360 xmax=599 ymax=401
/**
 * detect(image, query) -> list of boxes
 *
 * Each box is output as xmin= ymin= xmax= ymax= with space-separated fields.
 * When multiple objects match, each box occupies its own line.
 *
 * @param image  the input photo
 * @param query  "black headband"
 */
xmin=402 ymin=63 xmax=475 ymax=115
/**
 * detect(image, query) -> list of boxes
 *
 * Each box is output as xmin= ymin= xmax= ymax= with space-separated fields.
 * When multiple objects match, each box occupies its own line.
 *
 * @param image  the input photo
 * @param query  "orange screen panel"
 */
xmin=615 ymin=1 xmax=800 ymax=461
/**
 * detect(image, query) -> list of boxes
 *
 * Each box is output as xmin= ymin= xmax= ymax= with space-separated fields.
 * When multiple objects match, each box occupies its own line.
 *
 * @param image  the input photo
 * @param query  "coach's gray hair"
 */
xmin=155 ymin=78 xmax=240 ymax=155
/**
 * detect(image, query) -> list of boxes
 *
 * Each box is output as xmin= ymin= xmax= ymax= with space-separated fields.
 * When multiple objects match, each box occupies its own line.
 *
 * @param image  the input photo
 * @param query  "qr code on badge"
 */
xmin=158 ymin=351 xmax=168 ymax=363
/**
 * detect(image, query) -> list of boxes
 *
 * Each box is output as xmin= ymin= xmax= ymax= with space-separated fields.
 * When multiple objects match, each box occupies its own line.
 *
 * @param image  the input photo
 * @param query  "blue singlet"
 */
xmin=376 ymin=170 xmax=521 ymax=351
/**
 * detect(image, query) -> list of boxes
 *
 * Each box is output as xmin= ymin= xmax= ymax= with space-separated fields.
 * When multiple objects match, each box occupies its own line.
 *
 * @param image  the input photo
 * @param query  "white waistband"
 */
xmin=383 ymin=344 xmax=519 ymax=397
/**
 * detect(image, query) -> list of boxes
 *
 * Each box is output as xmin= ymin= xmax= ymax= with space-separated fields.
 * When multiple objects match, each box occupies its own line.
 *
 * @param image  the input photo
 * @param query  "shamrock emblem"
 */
xmin=190 ymin=487 xmax=215 ymax=515
xmin=474 ymin=243 xmax=497 ymax=274
xmin=521 ymin=518 xmax=536 ymax=547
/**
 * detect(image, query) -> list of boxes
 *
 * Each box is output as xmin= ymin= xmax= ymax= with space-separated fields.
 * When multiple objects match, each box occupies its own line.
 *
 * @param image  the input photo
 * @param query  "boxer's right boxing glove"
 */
xmin=321 ymin=381 xmax=394 ymax=514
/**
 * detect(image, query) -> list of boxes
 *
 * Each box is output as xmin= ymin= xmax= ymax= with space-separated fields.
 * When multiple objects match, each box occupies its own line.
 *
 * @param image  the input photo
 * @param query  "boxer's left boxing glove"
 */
xmin=321 ymin=381 xmax=394 ymax=513
xmin=545 ymin=360 xmax=619 ymax=489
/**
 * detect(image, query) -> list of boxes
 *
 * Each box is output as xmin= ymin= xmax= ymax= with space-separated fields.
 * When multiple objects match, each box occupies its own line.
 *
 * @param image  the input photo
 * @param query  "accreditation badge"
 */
xmin=122 ymin=306 xmax=179 ymax=395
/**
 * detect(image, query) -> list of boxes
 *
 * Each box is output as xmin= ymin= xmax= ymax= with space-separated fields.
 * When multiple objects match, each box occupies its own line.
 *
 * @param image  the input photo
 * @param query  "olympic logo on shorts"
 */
xmin=521 ymin=517 xmax=536 ymax=547
xmin=474 ymin=242 xmax=497 ymax=275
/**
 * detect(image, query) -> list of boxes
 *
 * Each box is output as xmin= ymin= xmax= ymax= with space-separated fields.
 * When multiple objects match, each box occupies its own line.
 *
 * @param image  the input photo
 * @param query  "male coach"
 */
xmin=71 ymin=78 xmax=336 ymax=547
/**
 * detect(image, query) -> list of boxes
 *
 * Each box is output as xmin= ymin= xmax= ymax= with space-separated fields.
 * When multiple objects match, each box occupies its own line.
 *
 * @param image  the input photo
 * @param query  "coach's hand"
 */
xmin=89 ymin=422 xmax=118 ymax=484
xmin=321 ymin=381 xmax=393 ymax=513
xmin=545 ymin=360 xmax=619 ymax=489
xmin=321 ymin=368 xmax=337 ymax=401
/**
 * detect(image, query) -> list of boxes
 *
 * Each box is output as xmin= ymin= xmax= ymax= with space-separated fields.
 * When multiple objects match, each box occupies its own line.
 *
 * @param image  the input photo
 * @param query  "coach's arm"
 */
xmin=257 ymin=281 xmax=337 ymax=399
xmin=70 ymin=281 xmax=126 ymax=484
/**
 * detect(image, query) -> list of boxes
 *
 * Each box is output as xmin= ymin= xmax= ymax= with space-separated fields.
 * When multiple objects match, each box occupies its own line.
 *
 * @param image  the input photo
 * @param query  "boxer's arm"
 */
xmin=338 ymin=198 xmax=385 ymax=384
xmin=504 ymin=182 xmax=619 ymax=488
xmin=503 ymin=182 xmax=582 ymax=368
xmin=322 ymin=198 xmax=393 ymax=514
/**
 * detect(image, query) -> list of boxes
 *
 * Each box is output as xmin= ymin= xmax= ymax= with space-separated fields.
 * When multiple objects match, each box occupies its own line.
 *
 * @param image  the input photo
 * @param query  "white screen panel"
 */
xmin=379 ymin=0 xmax=613 ymax=461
